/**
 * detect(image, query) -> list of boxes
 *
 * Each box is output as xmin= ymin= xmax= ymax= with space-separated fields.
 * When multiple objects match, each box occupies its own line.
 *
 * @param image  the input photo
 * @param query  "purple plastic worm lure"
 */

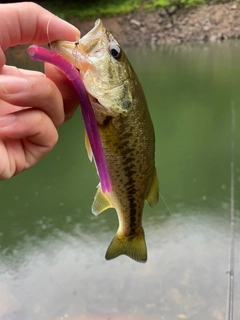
xmin=28 ymin=45 xmax=111 ymax=193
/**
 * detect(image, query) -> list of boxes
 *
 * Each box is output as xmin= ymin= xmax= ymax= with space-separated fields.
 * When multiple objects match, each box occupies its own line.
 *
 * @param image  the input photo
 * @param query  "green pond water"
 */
xmin=1 ymin=42 xmax=240 ymax=320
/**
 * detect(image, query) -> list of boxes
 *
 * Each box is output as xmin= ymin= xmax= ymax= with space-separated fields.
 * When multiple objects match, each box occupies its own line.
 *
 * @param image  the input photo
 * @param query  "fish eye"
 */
xmin=109 ymin=44 xmax=121 ymax=60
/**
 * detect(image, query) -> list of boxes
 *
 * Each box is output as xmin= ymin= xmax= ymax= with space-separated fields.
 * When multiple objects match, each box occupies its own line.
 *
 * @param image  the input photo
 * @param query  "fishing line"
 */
xmin=226 ymin=101 xmax=236 ymax=320
xmin=46 ymin=15 xmax=55 ymax=50
xmin=72 ymin=43 xmax=80 ymax=69
xmin=159 ymin=192 xmax=173 ymax=217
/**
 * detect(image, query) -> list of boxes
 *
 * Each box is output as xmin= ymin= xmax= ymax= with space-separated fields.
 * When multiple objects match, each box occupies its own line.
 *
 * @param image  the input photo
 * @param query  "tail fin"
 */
xmin=105 ymin=230 xmax=147 ymax=263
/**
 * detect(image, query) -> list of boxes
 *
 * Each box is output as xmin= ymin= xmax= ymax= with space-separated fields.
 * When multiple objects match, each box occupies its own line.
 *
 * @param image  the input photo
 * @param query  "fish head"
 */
xmin=51 ymin=19 xmax=135 ymax=115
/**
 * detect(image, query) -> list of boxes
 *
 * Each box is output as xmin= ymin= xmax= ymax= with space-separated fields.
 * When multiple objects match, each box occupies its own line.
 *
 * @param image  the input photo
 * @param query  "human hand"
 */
xmin=0 ymin=2 xmax=80 ymax=180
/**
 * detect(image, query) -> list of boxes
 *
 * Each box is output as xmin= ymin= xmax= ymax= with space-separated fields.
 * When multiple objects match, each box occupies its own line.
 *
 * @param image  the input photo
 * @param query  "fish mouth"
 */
xmin=49 ymin=40 xmax=93 ymax=74
xmin=50 ymin=19 xmax=106 ymax=71
xmin=79 ymin=19 xmax=105 ymax=46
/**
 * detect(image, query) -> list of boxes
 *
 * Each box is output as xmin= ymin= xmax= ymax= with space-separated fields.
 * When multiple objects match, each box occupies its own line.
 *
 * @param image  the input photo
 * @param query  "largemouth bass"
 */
xmin=51 ymin=19 xmax=159 ymax=263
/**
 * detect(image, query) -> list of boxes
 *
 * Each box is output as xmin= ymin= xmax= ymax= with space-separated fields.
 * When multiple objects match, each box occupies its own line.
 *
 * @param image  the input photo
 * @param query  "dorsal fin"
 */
xmin=92 ymin=186 xmax=113 ymax=216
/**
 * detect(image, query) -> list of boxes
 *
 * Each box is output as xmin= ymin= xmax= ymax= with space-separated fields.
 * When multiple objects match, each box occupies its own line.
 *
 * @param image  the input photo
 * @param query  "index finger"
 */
xmin=0 ymin=2 xmax=80 ymax=58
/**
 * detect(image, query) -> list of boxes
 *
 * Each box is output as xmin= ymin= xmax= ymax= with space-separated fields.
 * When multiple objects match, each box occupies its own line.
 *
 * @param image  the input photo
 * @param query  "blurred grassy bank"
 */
xmin=33 ymin=0 xmax=223 ymax=19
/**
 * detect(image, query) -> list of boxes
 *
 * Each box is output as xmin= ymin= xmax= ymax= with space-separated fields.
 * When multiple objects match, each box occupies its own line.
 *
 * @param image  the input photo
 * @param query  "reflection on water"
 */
xmin=1 ymin=42 xmax=240 ymax=320
xmin=1 ymin=209 xmax=240 ymax=320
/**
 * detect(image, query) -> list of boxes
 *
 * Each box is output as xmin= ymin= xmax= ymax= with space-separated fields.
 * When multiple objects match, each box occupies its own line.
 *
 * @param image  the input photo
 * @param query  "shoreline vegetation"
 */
xmin=37 ymin=0 xmax=229 ymax=19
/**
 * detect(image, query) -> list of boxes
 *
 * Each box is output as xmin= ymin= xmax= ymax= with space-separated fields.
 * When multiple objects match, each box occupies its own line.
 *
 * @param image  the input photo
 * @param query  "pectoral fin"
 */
xmin=84 ymin=129 xmax=93 ymax=162
xmin=92 ymin=186 xmax=113 ymax=216
xmin=146 ymin=167 xmax=159 ymax=207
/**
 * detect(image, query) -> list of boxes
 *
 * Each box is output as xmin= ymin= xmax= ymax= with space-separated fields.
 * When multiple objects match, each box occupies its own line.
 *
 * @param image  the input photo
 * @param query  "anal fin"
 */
xmin=146 ymin=167 xmax=159 ymax=207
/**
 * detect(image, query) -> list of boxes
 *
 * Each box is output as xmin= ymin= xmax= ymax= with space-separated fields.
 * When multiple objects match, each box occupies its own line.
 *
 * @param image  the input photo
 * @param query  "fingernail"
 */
xmin=0 ymin=76 xmax=29 ymax=94
xmin=0 ymin=114 xmax=16 ymax=127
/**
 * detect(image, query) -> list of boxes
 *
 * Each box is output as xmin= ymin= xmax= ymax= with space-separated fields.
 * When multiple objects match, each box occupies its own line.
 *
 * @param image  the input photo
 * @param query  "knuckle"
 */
xmin=32 ymin=110 xmax=59 ymax=147
xmin=36 ymin=78 xmax=56 ymax=99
